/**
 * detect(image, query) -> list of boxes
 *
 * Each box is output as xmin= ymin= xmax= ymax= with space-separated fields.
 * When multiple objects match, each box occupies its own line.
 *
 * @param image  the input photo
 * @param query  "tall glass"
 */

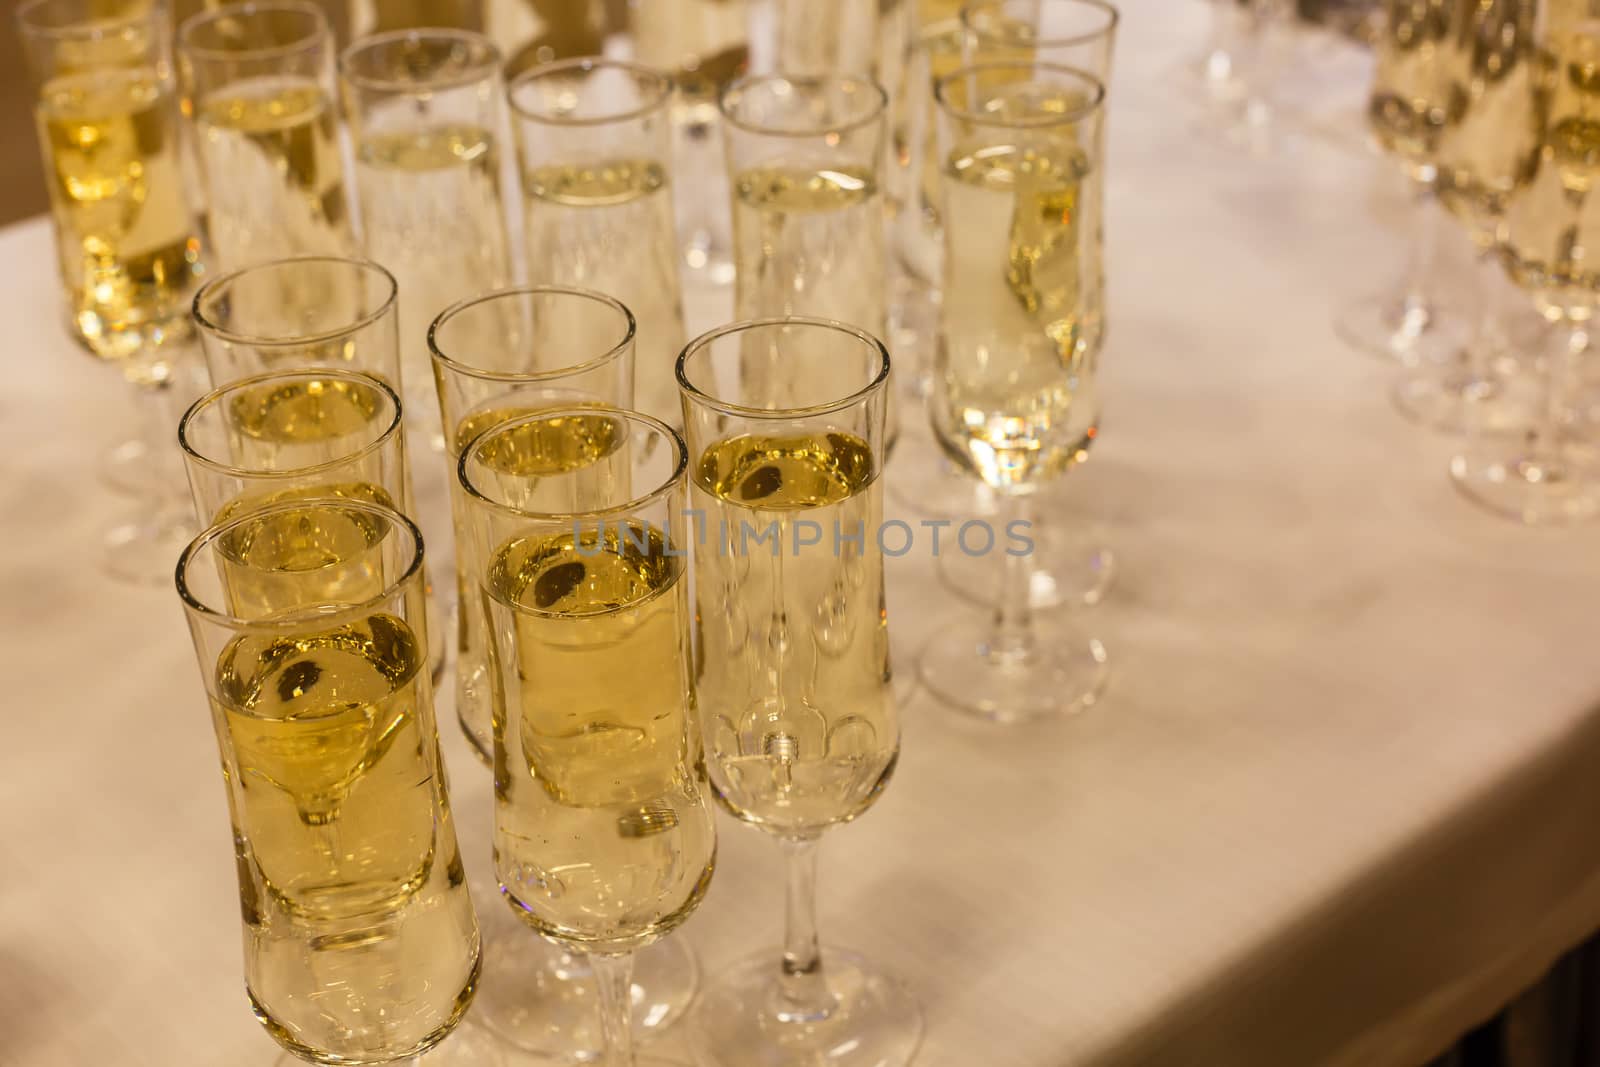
xmin=722 ymin=74 xmax=888 ymax=334
xmin=428 ymin=288 xmax=701 ymax=1056
xmin=458 ymin=408 xmax=716 ymax=1067
xmin=341 ymin=29 xmax=513 ymax=450
xmin=178 ymin=368 xmax=411 ymax=531
xmin=179 ymin=0 xmax=355 ymax=272
xmin=632 ymin=0 xmax=748 ymax=285
xmin=175 ymin=498 xmax=479 ymax=1064
xmin=191 ymin=255 xmax=401 ymax=388
xmin=1397 ymin=0 xmax=1537 ymax=434
xmin=679 ymin=318 xmax=921 ymax=1067
xmin=18 ymin=0 xmax=205 ymax=582
xmin=919 ymin=61 xmax=1111 ymax=720
xmin=1335 ymin=0 xmax=1470 ymax=365
xmin=905 ymin=0 xmax=1121 ymax=613
xmin=1452 ymin=10 xmax=1600 ymax=524
xmin=508 ymin=57 xmax=687 ymax=429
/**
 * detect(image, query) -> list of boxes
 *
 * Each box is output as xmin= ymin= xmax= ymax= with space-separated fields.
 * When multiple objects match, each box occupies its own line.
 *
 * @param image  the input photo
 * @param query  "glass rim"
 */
xmin=933 ymin=61 xmax=1106 ymax=128
xmin=457 ymin=406 xmax=688 ymax=523
xmin=192 ymin=255 xmax=398 ymax=349
xmin=718 ymin=73 xmax=889 ymax=138
xmin=178 ymin=367 xmax=403 ymax=481
xmin=15 ymin=0 xmax=158 ymax=39
xmin=676 ymin=316 xmax=892 ymax=420
xmin=339 ymin=27 xmax=502 ymax=94
xmin=506 ymin=56 xmax=674 ymax=127
xmin=427 ymin=284 xmax=637 ymax=385
xmin=960 ymin=0 xmax=1120 ymax=48
xmin=178 ymin=0 xmax=329 ymax=63
xmin=175 ymin=497 xmax=425 ymax=632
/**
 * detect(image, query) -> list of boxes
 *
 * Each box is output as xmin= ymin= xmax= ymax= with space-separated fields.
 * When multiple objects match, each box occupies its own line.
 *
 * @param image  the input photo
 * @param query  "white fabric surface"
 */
xmin=5 ymin=6 xmax=1600 ymax=1066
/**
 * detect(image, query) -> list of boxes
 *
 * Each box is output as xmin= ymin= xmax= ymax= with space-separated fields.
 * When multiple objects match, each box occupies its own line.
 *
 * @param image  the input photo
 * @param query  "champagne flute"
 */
xmin=341 ymin=28 xmax=514 ymax=454
xmin=918 ymin=61 xmax=1111 ymax=720
xmin=508 ymin=57 xmax=688 ymax=429
xmin=903 ymin=0 xmax=1122 ymax=613
xmin=17 ymin=0 xmax=205 ymax=583
xmin=175 ymin=497 xmax=480 ymax=1065
xmin=1335 ymin=0 xmax=1472 ymax=365
xmin=457 ymin=407 xmax=717 ymax=1067
xmin=631 ymin=0 xmax=749 ymax=285
xmin=192 ymin=256 xmax=446 ymax=678
xmin=428 ymin=287 xmax=702 ymax=1054
xmin=179 ymin=0 xmax=355 ymax=272
xmin=1397 ymin=0 xmax=1539 ymax=433
xmin=722 ymin=73 xmax=889 ymax=352
xmin=1452 ymin=9 xmax=1600 ymax=522
xmin=679 ymin=318 xmax=921 ymax=1067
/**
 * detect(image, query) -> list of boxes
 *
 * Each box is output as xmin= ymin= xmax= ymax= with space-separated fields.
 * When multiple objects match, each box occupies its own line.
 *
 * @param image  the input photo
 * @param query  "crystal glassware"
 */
xmin=678 ymin=317 xmax=921 ymax=1067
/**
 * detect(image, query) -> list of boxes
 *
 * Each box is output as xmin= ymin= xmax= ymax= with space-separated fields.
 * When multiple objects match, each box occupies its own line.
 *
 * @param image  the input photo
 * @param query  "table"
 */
xmin=6 ymin=7 xmax=1600 ymax=1066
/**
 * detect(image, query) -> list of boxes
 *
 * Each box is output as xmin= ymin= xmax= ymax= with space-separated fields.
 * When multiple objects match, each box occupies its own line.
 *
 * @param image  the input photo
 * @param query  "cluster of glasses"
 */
xmin=1338 ymin=0 xmax=1600 ymax=525
xmin=21 ymin=0 xmax=1135 ymax=1063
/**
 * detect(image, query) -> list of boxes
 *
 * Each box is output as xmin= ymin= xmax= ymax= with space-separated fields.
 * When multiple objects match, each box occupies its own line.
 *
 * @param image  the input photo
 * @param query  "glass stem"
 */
xmin=589 ymin=950 xmax=636 ymax=1067
xmin=990 ymin=494 xmax=1035 ymax=662
xmin=142 ymin=376 xmax=192 ymax=509
xmin=776 ymin=834 xmax=834 ymax=1022
xmin=1399 ymin=179 xmax=1442 ymax=337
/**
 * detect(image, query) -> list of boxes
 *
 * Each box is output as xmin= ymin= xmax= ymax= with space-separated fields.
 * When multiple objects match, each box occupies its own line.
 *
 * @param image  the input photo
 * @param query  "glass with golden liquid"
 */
xmin=176 ymin=499 xmax=479 ymax=1064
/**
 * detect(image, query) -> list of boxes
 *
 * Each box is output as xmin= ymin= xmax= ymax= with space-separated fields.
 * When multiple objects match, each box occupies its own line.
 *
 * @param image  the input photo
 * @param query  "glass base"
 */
xmin=938 ymin=521 xmax=1115 ymax=610
xmin=688 ymin=949 xmax=922 ymax=1067
xmin=101 ymin=436 xmax=171 ymax=497
xmin=102 ymin=509 xmax=196 ymax=587
xmin=1392 ymin=365 xmax=1531 ymax=436
xmin=272 ymin=1020 xmax=511 ymax=1066
xmin=1335 ymin=292 xmax=1469 ymax=367
xmin=473 ymin=926 xmax=697 ymax=1058
xmin=919 ymin=616 xmax=1109 ymax=723
xmin=1450 ymin=444 xmax=1600 ymax=524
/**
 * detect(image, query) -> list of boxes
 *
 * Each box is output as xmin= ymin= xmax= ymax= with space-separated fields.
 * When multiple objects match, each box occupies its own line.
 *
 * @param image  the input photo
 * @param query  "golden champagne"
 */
xmin=1435 ymin=0 xmax=1539 ymax=232
xmin=1368 ymin=0 xmax=1457 ymax=178
xmin=521 ymin=159 xmax=686 ymax=425
xmin=354 ymin=124 xmax=511 ymax=412
xmin=197 ymin=75 xmax=353 ymax=268
xmin=1502 ymin=18 xmax=1600 ymax=307
xmin=690 ymin=431 xmax=898 ymax=835
xmin=938 ymin=141 xmax=1099 ymax=486
xmin=35 ymin=68 xmax=201 ymax=371
xmin=213 ymin=611 xmax=478 ymax=1060
xmin=732 ymin=164 xmax=887 ymax=332
xmin=485 ymin=523 xmax=715 ymax=950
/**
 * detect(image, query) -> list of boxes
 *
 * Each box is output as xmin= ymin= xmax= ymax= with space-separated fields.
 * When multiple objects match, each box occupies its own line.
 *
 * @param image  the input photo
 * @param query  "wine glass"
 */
xmin=938 ymin=0 xmax=1120 ymax=611
xmin=457 ymin=408 xmax=717 ymax=1067
xmin=175 ymin=497 xmax=481 ymax=1064
xmin=1395 ymin=0 xmax=1538 ymax=434
xmin=1451 ymin=11 xmax=1600 ymax=523
xmin=178 ymin=0 xmax=356 ymax=272
xmin=918 ymin=60 xmax=1111 ymax=721
xmin=340 ymin=28 xmax=515 ymax=455
xmin=508 ymin=57 xmax=688 ymax=430
xmin=1335 ymin=0 xmax=1472 ymax=365
xmin=678 ymin=318 xmax=922 ymax=1067
xmin=17 ymin=0 xmax=205 ymax=584
xmin=427 ymin=287 xmax=702 ymax=1055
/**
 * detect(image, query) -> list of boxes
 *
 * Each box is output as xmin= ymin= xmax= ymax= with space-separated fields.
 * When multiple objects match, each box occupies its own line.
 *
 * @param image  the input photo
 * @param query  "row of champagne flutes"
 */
xmin=23 ymin=0 xmax=1125 ymax=1063
xmin=172 ymin=271 xmax=909 ymax=1066
xmin=1340 ymin=0 xmax=1600 ymax=525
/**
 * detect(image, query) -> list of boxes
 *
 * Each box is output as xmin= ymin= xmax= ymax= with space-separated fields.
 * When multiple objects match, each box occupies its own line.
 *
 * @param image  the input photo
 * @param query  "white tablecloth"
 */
xmin=6 ymin=6 xmax=1600 ymax=1066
